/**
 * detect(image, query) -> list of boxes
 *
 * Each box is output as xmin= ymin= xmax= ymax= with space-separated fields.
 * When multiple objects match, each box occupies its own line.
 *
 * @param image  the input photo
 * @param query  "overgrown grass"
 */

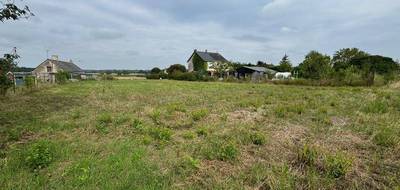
xmin=0 ymin=80 xmax=399 ymax=189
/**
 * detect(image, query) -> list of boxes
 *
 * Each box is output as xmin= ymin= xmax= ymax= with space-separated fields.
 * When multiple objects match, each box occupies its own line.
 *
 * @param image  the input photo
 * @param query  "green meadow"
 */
xmin=0 ymin=80 xmax=399 ymax=189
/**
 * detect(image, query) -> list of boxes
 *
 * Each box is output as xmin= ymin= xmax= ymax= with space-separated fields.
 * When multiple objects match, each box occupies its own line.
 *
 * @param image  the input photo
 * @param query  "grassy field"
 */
xmin=0 ymin=80 xmax=399 ymax=189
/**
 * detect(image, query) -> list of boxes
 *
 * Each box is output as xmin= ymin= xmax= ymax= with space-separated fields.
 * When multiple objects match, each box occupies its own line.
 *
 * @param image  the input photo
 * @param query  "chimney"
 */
xmin=51 ymin=55 xmax=59 ymax=61
xmin=205 ymin=49 xmax=208 ymax=53
xmin=69 ymin=59 xmax=73 ymax=63
xmin=194 ymin=49 xmax=197 ymax=52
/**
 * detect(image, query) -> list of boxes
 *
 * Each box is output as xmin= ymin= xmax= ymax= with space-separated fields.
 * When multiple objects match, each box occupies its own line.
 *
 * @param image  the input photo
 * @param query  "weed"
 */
xmin=250 ymin=132 xmax=266 ymax=145
xmin=96 ymin=113 xmax=112 ymax=133
xmin=191 ymin=109 xmax=209 ymax=121
xmin=274 ymin=106 xmax=287 ymax=118
xmin=363 ymin=99 xmax=389 ymax=114
xmin=149 ymin=127 xmax=172 ymax=141
xmin=97 ymin=113 xmax=112 ymax=125
xmin=114 ymin=114 xmax=130 ymax=126
xmin=373 ymin=127 xmax=399 ymax=147
xmin=196 ymin=127 xmax=209 ymax=137
xmin=149 ymin=109 xmax=162 ymax=125
xmin=182 ymin=132 xmax=196 ymax=140
xmin=23 ymin=140 xmax=55 ymax=170
xmin=324 ymin=152 xmax=352 ymax=178
xmin=297 ymin=144 xmax=318 ymax=166
xmin=176 ymin=156 xmax=200 ymax=175
xmin=131 ymin=118 xmax=144 ymax=130
xmin=204 ymin=140 xmax=239 ymax=161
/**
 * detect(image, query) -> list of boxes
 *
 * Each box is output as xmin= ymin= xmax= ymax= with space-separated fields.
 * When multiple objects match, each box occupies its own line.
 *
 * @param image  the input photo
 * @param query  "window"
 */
xmin=46 ymin=66 xmax=52 ymax=72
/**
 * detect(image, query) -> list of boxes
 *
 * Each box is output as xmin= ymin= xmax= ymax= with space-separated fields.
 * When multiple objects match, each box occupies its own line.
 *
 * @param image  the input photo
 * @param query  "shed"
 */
xmin=236 ymin=66 xmax=277 ymax=81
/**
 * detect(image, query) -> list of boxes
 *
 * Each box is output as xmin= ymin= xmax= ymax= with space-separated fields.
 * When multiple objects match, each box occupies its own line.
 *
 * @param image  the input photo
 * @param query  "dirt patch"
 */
xmin=331 ymin=116 xmax=350 ymax=127
xmin=389 ymin=81 xmax=400 ymax=89
xmin=228 ymin=110 xmax=264 ymax=124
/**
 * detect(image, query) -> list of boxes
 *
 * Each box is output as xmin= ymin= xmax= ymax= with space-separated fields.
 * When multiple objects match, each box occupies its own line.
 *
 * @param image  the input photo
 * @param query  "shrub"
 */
xmin=250 ymin=132 xmax=266 ymax=145
xmin=191 ymin=109 xmax=209 ymax=121
xmin=373 ymin=128 xmax=399 ymax=147
xmin=24 ymin=140 xmax=55 ymax=170
xmin=146 ymin=73 xmax=167 ymax=80
xmin=149 ymin=127 xmax=172 ymax=141
xmin=55 ymin=71 xmax=70 ymax=84
xmin=24 ymin=76 xmax=35 ymax=91
xmin=100 ymin=74 xmax=115 ymax=80
xmin=324 ymin=153 xmax=352 ymax=178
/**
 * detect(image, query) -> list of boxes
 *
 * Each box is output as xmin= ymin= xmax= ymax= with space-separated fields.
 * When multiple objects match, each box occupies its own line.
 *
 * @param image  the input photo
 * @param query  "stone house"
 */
xmin=187 ymin=49 xmax=229 ymax=75
xmin=32 ymin=55 xmax=84 ymax=83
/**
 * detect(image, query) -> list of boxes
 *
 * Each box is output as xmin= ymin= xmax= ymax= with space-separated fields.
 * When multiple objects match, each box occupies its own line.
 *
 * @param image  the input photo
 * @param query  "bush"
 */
xmin=146 ymin=73 xmax=167 ymax=80
xmin=24 ymin=76 xmax=35 ymax=90
xmin=24 ymin=140 xmax=55 ymax=170
xmin=55 ymin=71 xmax=70 ymax=84
xmin=101 ymin=74 xmax=115 ymax=80
xmin=324 ymin=153 xmax=352 ymax=178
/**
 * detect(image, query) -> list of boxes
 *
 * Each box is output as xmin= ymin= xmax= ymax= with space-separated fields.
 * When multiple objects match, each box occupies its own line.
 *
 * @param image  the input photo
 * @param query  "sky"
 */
xmin=1 ymin=0 xmax=399 ymax=70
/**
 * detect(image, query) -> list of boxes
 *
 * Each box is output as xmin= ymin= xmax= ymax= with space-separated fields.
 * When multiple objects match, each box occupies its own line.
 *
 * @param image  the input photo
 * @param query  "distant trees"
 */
xmin=332 ymin=48 xmax=369 ymax=71
xmin=0 ymin=0 xmax=34 ymax=22
xmin=150 ymin=67 xmax=162 ymax=74
xmin=167 ymin=64 xmax=187 ymax=74
xmin=298 ymin=51 xmax=331 ymax=80
xmin=278 ymin=54 xmax=292 ymax=72
xmin=349 ymin=55 xmax=399 ymax=86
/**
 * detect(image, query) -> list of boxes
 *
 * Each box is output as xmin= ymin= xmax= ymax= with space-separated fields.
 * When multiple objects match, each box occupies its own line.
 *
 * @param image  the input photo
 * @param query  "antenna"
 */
xmin=12 ymin=47 xmax=17 ymax=56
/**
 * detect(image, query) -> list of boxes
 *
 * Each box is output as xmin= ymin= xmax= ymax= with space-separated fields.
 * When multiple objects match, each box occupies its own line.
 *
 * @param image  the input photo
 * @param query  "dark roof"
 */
xmin=188 ymin=50 xmax=229 ymax=62
xmin=239 ymin=66 xmax=277 ymax=74
xmin=53 ymin=60 xmax=83 ymax=72
xmin=36 ymin=59 xmax=83 ymax=73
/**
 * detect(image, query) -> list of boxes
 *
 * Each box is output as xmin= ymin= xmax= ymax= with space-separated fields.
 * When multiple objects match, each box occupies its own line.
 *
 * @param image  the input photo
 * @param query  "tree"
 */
xmin=299 ymin=51 xmax=332 ymax=80
xmin=209 ymin=61 xmax=233 ymax=78
xmin=167 ymin=64 xmax=187 ymax=74
xmin=332 ymin=48 xmax=369 ymax=71
xmin=278 ymin=54 xmax=292 ymax=72
xmin=150 ymin=67 xmax=161 ymax=74
xmin=0 ymin=0 xmax=34 ymax=22
xmin=0 ymin=53 xmax=18 ymax=95
xmin=350 ymin=55 xmax=399 ymax=86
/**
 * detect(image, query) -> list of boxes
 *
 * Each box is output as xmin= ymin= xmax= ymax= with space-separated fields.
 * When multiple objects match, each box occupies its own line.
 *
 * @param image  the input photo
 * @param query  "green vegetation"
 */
xmin=1 ymin=80 xmax=399 ymax=189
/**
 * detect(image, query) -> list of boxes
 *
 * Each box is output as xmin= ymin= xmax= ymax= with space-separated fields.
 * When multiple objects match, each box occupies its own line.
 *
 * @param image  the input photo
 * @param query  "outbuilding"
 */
xmin=235 ymin=66 xmax=277 ymax=81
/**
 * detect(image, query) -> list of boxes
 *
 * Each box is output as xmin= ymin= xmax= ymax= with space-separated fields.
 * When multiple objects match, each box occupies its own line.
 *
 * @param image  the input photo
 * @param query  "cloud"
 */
xmin=0 ymin=0 xmax=399 ymax=69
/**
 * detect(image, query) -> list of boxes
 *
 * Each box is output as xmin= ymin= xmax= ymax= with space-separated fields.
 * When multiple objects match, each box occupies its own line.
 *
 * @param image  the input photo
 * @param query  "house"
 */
xmin=187 ymin=49 xmax=229 ymax=76
xmin=32 ymin=55 xmax=84 ymax=83
xmin=236 ymin=66 xmax=277 ymax=81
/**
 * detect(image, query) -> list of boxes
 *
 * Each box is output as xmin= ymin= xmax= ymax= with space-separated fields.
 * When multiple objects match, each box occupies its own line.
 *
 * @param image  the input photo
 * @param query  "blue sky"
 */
xmin=1 ymin=0 xmax=399 ymax=69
